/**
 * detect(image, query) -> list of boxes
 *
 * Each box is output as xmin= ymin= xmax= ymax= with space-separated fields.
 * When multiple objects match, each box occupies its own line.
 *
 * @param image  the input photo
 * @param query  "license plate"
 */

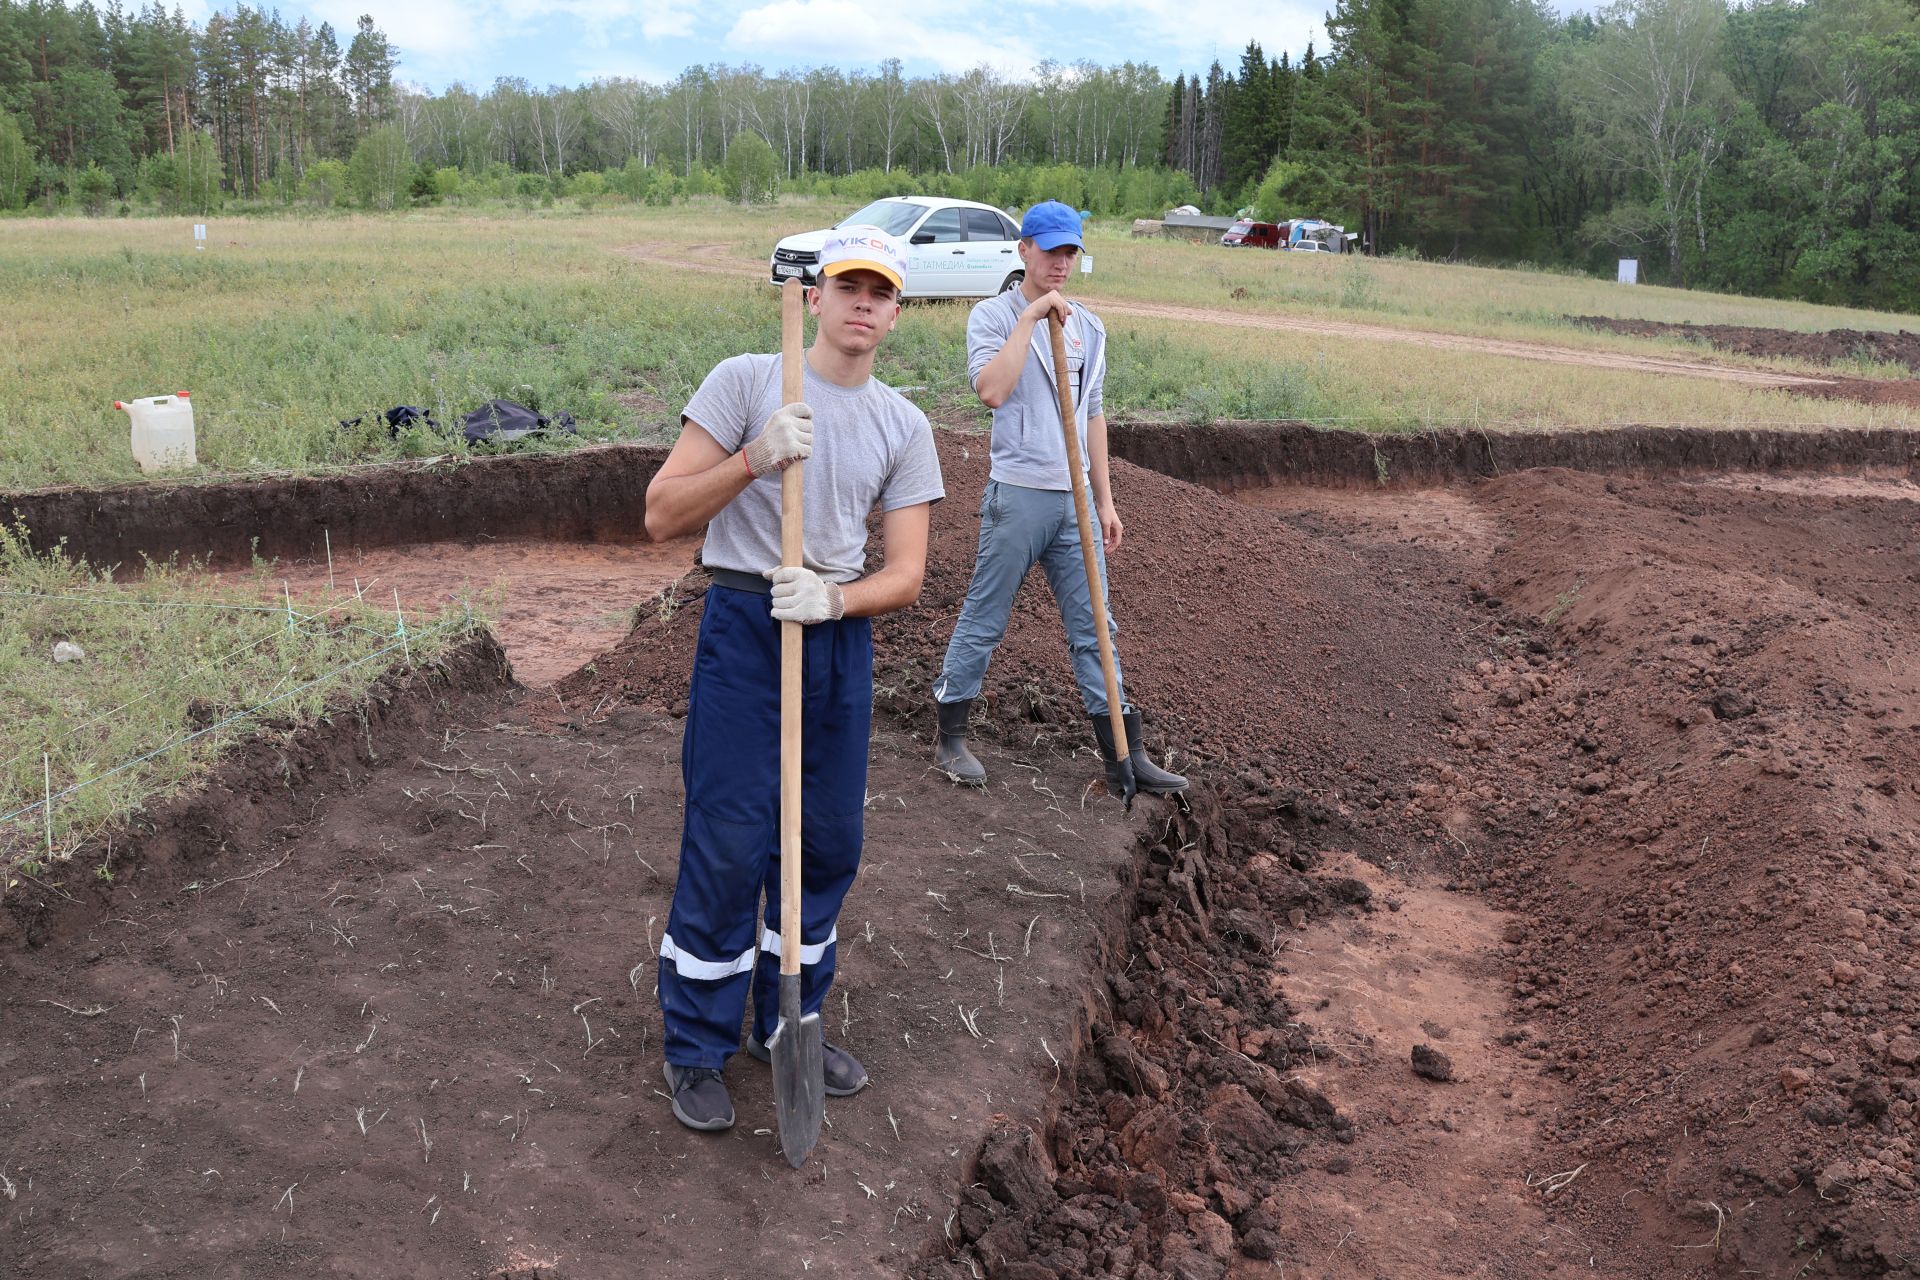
xmin=774 ymin=264 xmax=806 ymax=278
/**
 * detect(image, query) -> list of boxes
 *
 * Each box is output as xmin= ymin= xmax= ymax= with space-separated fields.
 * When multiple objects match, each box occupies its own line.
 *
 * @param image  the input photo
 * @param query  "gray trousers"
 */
xmin=934 ymin=479 xmax=1124 ymax=715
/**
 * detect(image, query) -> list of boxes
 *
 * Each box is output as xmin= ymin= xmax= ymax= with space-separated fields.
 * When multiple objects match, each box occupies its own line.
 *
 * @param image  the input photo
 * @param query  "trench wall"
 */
xmin=8 ymin=423 xmax=1919 ymax=567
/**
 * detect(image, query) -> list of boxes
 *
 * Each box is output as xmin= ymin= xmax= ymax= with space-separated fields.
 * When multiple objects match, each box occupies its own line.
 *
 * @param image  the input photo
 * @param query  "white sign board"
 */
xmin=194 ymin=224 xmax=206 ymax=252
xmin=1617 ymin=258 xmax=1638 ymax=285
xmin=1080 ymin=254 xmax=1093 ymax=275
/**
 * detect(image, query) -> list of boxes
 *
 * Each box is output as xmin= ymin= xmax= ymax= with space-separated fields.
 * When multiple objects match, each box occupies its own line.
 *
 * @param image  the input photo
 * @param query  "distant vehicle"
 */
xmin=1221 ymin=219 xmax=1285 ymax=249
xmin=1279 ymin=218 xmax=1355 ymax=253
xmin=769 ymin=197 xmax=1024 ymax=299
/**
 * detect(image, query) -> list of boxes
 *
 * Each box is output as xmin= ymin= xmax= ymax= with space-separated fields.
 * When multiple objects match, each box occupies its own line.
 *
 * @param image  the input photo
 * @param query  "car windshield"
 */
xmin=837 ymin=200 xmax=927 ymax=236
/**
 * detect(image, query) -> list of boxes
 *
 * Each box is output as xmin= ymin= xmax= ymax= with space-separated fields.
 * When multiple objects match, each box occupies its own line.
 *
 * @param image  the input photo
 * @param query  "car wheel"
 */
xmin=999 ymin=270 xmax=1024 ymax=294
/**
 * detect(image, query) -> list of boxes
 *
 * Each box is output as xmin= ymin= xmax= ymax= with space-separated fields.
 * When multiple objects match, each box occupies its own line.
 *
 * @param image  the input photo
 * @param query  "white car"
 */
xmin=770 ymin=197 xmax=1025 ymax=299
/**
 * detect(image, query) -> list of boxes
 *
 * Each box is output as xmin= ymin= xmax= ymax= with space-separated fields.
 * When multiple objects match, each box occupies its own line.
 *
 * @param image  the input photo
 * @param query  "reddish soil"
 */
xmin=1434 ymin=469 xmax=1920 ymax=1276
xmin=907 ymin=461 xmax=1920 ymax=1280
xmin=1572 ymin=316 xmax=1920 ymax=373
xmin=9 ymin=435 xmax=1920 ymax=1279
xmin=218 ymin=536 xmax=698 ymax=686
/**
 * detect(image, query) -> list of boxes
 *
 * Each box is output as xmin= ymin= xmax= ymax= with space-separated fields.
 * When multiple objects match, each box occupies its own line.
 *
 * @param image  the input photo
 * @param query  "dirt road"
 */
xmin=616 ymin=243 xmax=1842 ymax=392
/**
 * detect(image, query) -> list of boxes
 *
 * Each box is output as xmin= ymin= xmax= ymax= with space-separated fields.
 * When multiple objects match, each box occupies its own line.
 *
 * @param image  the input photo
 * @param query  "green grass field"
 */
xmin=0 ymin=525 xmax=475 ymax=886
xmin=3 ymin=199 xmax=1916 ymax=492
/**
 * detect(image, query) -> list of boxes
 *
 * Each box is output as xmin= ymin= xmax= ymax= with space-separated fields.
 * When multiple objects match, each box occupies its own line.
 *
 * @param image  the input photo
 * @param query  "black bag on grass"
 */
xmin=385 ymin=405 xmax=437 ymax=436
xmin=461 ymin=399 xmax=579 ymax=446
xmin=337 ymin=405 xmax=443 ymax=439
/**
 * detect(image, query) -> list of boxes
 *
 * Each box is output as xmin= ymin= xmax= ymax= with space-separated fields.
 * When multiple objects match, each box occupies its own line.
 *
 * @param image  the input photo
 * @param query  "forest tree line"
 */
xmin=0 ymin=0 xmax=1915 ymax=307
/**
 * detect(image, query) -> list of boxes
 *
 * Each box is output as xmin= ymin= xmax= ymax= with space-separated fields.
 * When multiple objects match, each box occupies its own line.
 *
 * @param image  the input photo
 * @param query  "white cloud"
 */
xmin=308 ymin=0 xmax=497 ymax=65
xmin=308 ymin=0 xmax=700 ymax=74
xmin=496 ymin=0 xmax=703 ymax=41
xmin=723 ymin=0 xmax=1034 ymax=74
xmin=575 ymin=59 xmax=682 ymax=84
xmin=1071 ymin=0 xmax=1329 ymax=67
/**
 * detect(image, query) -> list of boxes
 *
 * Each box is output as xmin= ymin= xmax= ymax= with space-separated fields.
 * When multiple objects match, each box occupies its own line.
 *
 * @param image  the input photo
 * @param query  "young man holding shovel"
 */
xmin=931 ymin=200 xmax=1187 ymax=796
xmin=643 ymin=228 xmax=943 ymax=1133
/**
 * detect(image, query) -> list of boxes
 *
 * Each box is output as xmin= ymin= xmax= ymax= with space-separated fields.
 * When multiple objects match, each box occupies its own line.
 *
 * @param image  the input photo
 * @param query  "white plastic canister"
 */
xmin=115 ymin=392 xmax=197 ymax=473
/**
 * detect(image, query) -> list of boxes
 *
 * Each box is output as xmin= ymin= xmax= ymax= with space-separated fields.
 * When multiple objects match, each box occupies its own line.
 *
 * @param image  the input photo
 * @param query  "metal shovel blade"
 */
xmin=769 ymin=972 xmax=824 ymax=1168
xmin=1113 ymin=757 xmax=1138 ymax=811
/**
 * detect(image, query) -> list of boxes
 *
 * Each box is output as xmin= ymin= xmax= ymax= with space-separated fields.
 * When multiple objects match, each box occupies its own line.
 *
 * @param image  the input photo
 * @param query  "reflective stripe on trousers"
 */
xmin=657 ymin=584 xmax=872 ymax=1069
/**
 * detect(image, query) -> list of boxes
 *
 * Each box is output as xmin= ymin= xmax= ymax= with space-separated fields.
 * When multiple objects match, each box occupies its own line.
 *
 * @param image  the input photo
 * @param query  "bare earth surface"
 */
xmin=221 ymin=536 xmax=697 ymax=686
xmin=1571 ymin=316 xmax=1920 ymax=374
xmin=0 ymin=705 xmax=1143 ymax=1280
xmin=6 ymin=436 xmax=1920 ymax=1278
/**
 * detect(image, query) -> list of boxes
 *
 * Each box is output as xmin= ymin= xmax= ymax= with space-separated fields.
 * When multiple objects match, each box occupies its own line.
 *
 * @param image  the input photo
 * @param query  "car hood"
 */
xmin=773 ymin=228 xmax=835 ymax=252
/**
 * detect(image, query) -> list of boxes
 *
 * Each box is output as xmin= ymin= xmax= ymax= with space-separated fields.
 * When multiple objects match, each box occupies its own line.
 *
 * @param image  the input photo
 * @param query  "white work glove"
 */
xmin=742 ymin=402 xmax=813 ymax=478
xmin=764 ymin=566 xmax=845 ymax=624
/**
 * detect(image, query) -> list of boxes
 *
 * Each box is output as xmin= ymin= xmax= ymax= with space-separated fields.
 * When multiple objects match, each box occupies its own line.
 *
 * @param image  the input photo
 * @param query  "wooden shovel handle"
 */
xmin=1048 ymin=317 xmax=1129 ymax=759
xmin=780 ymin=278 xmax=805 ymax=978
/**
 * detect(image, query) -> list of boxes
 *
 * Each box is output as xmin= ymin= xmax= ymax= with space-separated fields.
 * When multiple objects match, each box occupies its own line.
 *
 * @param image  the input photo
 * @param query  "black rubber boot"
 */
xmin=1091 ymin=708 xmax=1188 ymax=795
xmin=934 ymin=698 xmax=986 ymax=786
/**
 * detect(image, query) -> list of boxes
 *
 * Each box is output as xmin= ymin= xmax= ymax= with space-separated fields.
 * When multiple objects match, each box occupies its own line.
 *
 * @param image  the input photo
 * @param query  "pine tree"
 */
xmin=1159 ymin=72 xmax=1175 ymax=168
xmin=343 ymin=16 xmax=396 ymax=136
xmin=309 ymin=23 xmax=350 ymax=157
xmin=1220 ymin=41 xmax=1279 ymax=193
xmin=1272 ymin=52 xmax=1295 ymax=158
xmin=1200 ymin=59 xmax=1228 ymax=193
xmin=0 ymin=108 xmax=35 ymax=207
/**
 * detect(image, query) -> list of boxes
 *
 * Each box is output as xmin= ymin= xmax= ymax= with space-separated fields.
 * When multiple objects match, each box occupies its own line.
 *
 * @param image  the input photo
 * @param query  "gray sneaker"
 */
xmin=663 ymin=1061 xmax=735 ymax=1131
xmin=745 ymin=1034 xmax=870 ymax=1097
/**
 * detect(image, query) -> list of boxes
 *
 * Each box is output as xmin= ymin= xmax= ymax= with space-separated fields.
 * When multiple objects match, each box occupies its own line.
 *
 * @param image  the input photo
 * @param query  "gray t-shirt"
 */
xmin=966 ymin=291 xmax=1108 ymax=492
xmin=682 ymin=354 xmax=944 ymax=583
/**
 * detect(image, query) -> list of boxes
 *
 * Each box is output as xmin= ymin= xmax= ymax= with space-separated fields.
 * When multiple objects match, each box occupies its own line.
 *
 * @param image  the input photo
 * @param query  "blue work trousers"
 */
xmin=935 ymin=479 xmax=1124 ymax=715
xmin=658 ymin=585 xmax=872 ymax=1069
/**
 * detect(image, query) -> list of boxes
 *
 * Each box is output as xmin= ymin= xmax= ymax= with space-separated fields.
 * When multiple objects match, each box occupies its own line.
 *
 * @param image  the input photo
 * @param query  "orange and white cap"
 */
xmin=817 ymin=226 xmax=907 ymax=292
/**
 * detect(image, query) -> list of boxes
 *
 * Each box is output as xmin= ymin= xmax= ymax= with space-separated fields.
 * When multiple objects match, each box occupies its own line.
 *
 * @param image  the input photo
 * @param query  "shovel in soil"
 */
xmin=768 ymin=276 xmax=825 ymax=1168
xmin=1048 ymin=315 xmax=1135 ymax=810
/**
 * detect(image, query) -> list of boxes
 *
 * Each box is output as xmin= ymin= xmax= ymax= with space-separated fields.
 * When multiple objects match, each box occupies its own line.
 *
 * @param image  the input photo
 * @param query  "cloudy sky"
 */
xmin=178 ymin=0 xmax=1361 ymax=92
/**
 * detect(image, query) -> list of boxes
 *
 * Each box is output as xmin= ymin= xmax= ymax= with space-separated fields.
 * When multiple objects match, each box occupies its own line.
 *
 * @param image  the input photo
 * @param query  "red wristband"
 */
xmin=742 ymin=449 xmax=755 ymax=480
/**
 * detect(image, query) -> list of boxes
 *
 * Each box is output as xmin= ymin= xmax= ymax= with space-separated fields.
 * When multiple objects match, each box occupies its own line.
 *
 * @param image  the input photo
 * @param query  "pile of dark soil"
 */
xmin=1570 ymin=315 xmax=1920 ymax=374
xmin=556 ymin=443 xmax=1461 ymax=828
xmin=1427 ymin=469 xmax=1920 ymax=1274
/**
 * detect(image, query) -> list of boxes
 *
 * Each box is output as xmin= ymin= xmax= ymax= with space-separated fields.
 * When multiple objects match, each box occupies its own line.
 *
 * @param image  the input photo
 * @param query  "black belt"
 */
xmin=707 ymin=568 xmax=771 ymax=595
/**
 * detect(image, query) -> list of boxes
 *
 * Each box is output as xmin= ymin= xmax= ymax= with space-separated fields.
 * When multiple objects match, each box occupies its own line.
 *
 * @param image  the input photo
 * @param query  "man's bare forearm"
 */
xmin=838 ymin=502 xmax=931 ymax=617
xmin=839 ymin=562 xmax=925 ymax=617
xmin=644 ymin=449 xmax=756 ymax=541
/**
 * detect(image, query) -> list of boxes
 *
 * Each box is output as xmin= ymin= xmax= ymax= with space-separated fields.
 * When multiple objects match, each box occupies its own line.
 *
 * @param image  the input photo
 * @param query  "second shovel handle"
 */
xmin=1047 ymin=317 xmax=1129 ymax=760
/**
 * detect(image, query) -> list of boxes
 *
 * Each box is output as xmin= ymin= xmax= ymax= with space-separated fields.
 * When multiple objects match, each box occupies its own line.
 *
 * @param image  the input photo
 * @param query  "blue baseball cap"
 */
xmin=1020 ymin=200 xmax=1084 ymax=251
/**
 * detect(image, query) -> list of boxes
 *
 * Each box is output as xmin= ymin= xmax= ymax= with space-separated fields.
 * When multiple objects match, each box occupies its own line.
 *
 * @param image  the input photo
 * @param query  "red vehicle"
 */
xmin=1220 ymin=219 xmax=1284 ymax=249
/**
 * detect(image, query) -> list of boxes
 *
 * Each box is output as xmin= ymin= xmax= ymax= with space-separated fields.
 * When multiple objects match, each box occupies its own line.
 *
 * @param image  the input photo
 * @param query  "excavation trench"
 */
xmin=3 ymin=428 xmax=1919 ymax=1277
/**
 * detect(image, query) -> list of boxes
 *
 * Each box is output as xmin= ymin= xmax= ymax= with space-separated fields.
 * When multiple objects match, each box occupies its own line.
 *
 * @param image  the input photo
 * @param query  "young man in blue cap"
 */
xmin=643 ymin=227 xmax=944 ymax=1132
xmin=930 ymin=199 xmax=1187 ymax=796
